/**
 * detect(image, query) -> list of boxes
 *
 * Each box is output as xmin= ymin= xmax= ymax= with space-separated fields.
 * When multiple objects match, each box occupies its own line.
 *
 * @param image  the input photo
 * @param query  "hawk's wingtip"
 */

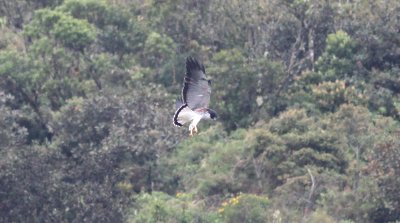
xmin=186 ymin=56 xmax=205 ymax=73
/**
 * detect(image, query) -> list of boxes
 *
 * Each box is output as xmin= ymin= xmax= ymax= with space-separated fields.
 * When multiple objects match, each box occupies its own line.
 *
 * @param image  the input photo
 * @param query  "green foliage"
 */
xmin=144 ymin=32 xmax=176 ymax=65
xmin=0 ymin=92 xmax=27 ymax=148
xmin=60 ymin=0 xmax=109 ymax=25
xmin=289 ymin=30 xmax=367 ymax=114
xmin=51 ymin=15 xmax=95 ymax=51
xmin=26 ymin=9 xmax=96 ymax=51
xmin=129 ymin=192 xmax=271 ymax=223
xmin=308 ymin=80 xmax=364 ymax=112
xmin=316 ymin=30 xmax=358 ymax=81
xmin=1 ymin=1 xmax=400 ymax=222
xmin=166 ymin=108 xmax=348 ymax=205
xmin=219 ymin=193 xmax=271 ymax=223
xmin=307 ymin=210 xmax=337 ymax=223
xmin=366 ymin=68 xmax=400 ymax=118
xmin=210 ymin=49 xmax=286 ymax=129
xmin=365 ymin=130 xmax=400 ymax=222
xmin=128 ymin=192 xmax=220 ymax=223
xmin=317 ymin=105 xmax=400 ymax=222
xmin=60 ymin=0 xmax=148 ymax=55
xmin=168 ymin=125 xmax=236 ymax=195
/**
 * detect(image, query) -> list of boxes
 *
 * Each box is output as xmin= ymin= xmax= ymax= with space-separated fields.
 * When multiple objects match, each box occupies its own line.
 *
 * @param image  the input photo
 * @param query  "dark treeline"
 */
xmin=0 ymin=0 xmax=399 ymax=222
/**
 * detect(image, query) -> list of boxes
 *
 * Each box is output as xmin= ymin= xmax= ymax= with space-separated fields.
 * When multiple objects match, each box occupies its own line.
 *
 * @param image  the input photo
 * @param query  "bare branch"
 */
xmin=303 ymin=168 xmax=316 ymax=221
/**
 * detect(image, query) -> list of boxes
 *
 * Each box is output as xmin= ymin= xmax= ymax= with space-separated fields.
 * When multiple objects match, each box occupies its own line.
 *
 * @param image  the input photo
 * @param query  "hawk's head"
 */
xmin=206 ymin=108 xmax=218 ymax=120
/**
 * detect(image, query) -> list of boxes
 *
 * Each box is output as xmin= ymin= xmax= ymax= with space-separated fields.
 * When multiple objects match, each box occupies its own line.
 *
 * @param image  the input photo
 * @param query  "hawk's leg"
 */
xmin=189 ymin=117 xmax=201 ymax=136
xmin=189 ymin=128 xmax=193 ymax=136
xmin=189 ymin=123 xmax=198 ymax=136
xmin=189 ymin=124 xmax=194 ymax=136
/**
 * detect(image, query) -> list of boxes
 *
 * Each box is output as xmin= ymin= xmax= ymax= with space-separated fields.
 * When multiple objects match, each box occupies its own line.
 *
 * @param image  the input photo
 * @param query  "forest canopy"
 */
xmin=0 ymin=0 xmax=399 ymax=222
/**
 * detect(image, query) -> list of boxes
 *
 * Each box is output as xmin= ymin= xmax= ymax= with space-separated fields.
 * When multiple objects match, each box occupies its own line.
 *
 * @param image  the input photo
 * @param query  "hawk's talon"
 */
xmin=194 ymin=126 xmax=198 ymax=133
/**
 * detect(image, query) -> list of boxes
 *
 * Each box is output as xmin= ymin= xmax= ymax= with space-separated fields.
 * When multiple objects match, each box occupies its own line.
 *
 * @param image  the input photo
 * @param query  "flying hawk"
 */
xmin=173 ymin=57 xmax=218 ymax=136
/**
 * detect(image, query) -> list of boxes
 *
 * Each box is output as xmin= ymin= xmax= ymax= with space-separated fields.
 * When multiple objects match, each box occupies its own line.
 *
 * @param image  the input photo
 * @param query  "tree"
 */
xmin=209 ymin=49 xmax=287 ymax=130
xmin=60 ymin=0 xmax=148 ymax=57
xmin=1 ymin=1 xmax=399 ymax=222
xmin=315 ymin=30 xmax=358 ymax=81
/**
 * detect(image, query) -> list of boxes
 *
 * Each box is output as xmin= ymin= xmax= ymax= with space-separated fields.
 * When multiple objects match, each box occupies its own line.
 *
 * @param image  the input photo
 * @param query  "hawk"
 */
xmin=173 ymin=57 xmax=218 ymax=136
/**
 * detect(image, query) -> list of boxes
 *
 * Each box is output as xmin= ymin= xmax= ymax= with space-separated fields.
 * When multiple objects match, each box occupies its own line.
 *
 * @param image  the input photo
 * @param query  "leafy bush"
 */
xmin=219 ymin=193 xmax=271 ymax=223
xmin=128 ymin=192 xmax=220 ymax=223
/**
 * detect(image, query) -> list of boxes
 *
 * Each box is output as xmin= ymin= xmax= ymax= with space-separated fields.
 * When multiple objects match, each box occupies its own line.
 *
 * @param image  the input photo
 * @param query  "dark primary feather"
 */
xmin=182 ymin=57 xmax=211 ymax=109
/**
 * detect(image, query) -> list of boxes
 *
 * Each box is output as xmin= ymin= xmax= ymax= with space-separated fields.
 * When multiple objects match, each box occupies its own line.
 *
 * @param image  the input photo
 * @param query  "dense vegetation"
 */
xmin=0 ymin=0 xmax=399 ymax=222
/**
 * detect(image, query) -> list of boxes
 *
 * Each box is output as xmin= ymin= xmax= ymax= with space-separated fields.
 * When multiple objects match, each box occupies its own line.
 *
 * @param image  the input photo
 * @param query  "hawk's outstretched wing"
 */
xmin=182 ymin=57 xmax=211 ymax=110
